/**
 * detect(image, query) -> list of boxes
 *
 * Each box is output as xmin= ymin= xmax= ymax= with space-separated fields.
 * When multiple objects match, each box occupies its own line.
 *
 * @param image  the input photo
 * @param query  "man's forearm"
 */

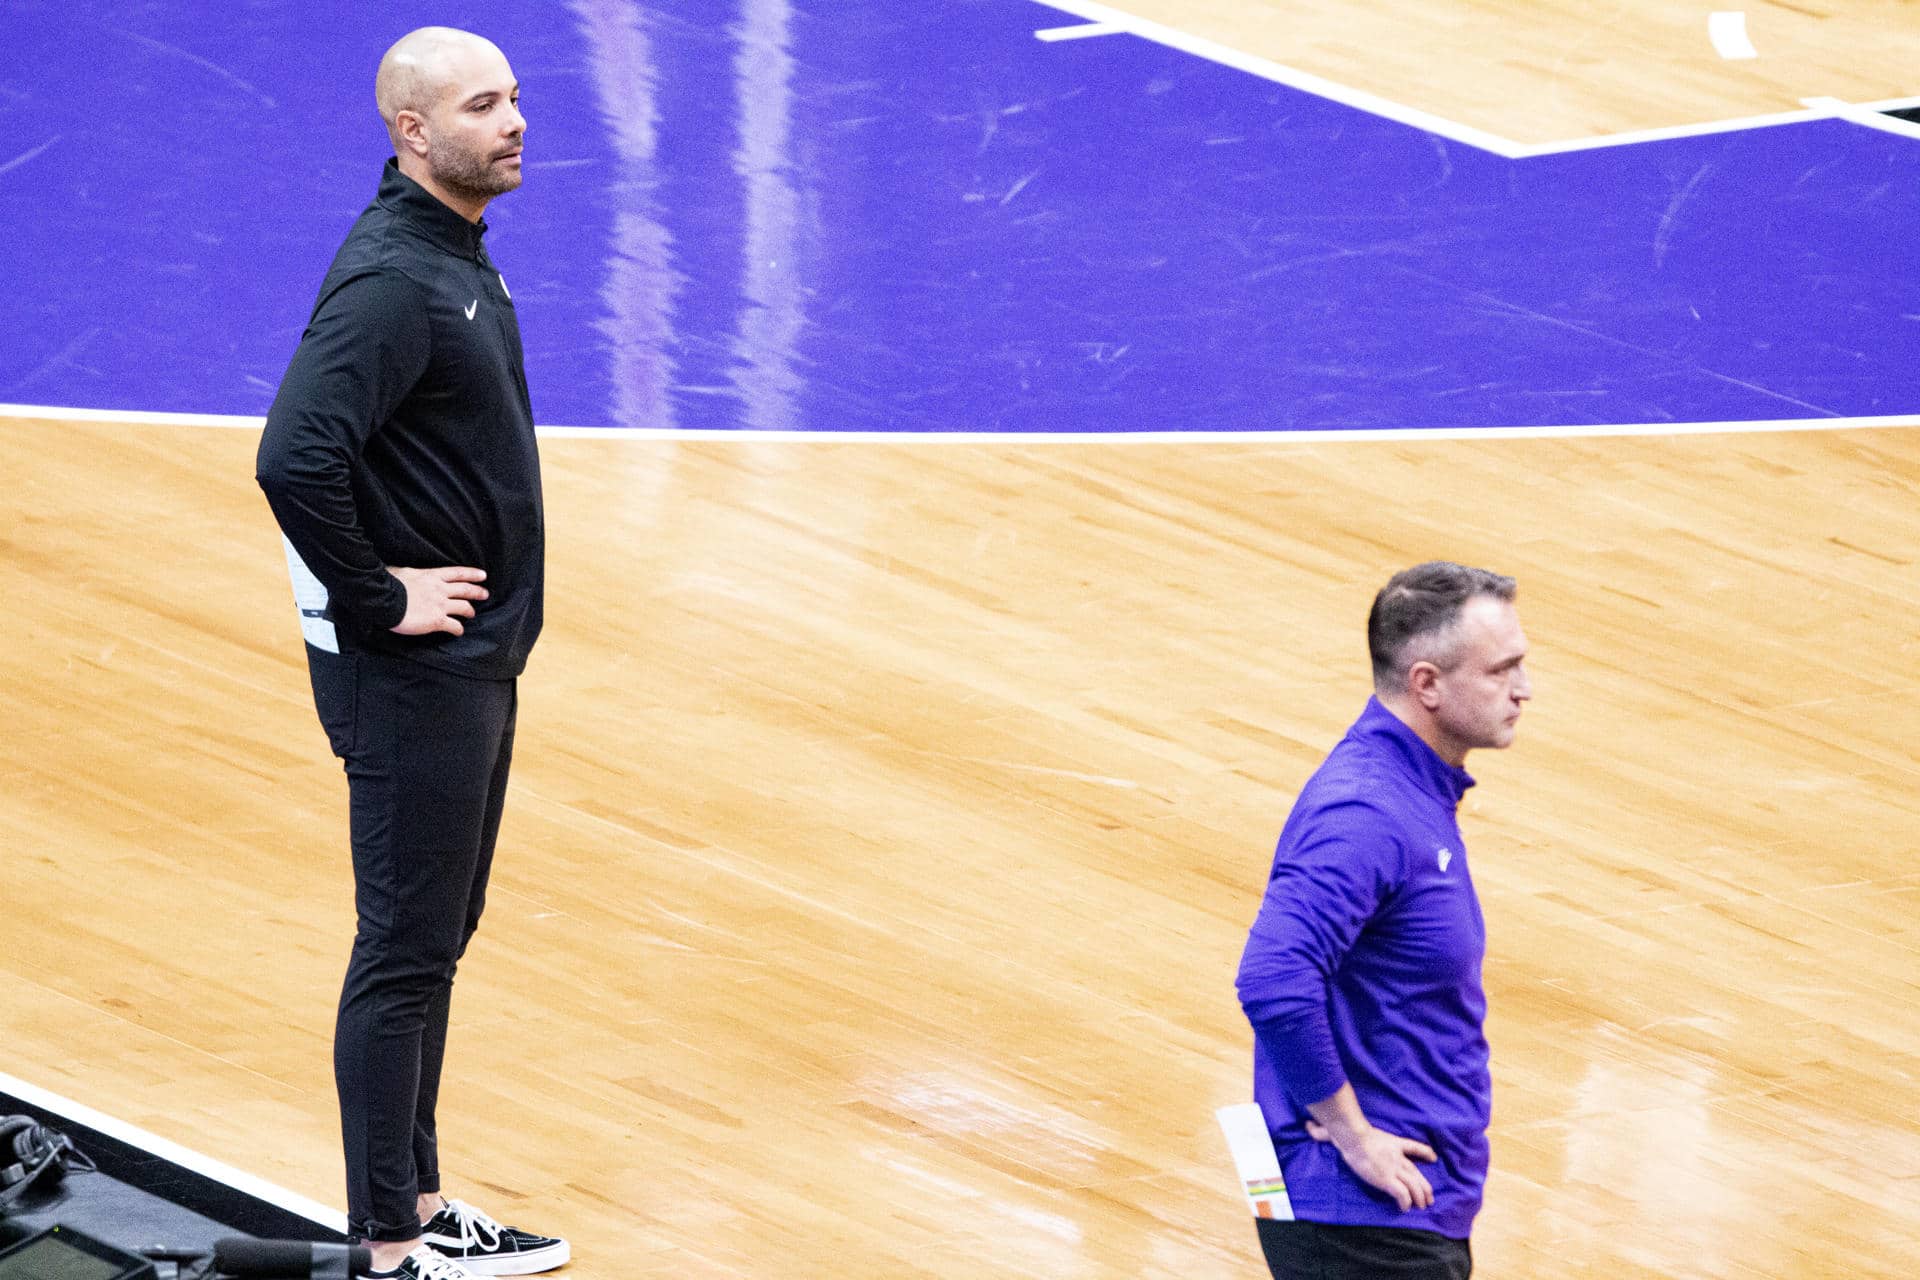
xmin=1304 ymin=1081 xmax=1370 ymax=1143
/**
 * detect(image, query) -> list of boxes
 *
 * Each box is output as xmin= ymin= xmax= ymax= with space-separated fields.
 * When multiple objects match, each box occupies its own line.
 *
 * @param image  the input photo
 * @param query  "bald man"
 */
xmin=258 ymin=28 xmax=566 ymax=1280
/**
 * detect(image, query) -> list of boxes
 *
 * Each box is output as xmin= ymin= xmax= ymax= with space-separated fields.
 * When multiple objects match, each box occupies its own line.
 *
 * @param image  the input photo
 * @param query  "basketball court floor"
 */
xmin=4 ymin=2 xmax=1919 ymax=1276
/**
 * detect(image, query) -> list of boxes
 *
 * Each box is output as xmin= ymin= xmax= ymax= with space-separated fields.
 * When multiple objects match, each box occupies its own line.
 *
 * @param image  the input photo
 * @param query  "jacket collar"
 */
xmin=375 ymin=158 xmax=488 ymax=259
xmin=1354 ymin=696 xmax=1475 ymax=808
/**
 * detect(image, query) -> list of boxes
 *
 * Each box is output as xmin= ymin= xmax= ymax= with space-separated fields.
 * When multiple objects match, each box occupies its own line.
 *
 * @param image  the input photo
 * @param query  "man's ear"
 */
xmin=1407 ymin=661 xmax=1443 ymax=710
xmin=394 ymin=109 xmax=430 ymax=159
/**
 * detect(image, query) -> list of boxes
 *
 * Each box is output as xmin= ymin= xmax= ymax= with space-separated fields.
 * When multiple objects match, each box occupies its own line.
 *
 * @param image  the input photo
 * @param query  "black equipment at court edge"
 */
xmin=0 ymin=1114 xmax=87 ymax=1212
xmin=0 ymin=1223 xmax=160 ymax=1279
xmin=212 ymin=1237 xmax=372 ymax=1278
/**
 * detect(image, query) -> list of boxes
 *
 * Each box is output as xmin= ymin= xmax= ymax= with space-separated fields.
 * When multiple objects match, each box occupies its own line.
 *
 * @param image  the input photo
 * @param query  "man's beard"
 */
xmin=430 ymin=134 xmax=522 ymax=202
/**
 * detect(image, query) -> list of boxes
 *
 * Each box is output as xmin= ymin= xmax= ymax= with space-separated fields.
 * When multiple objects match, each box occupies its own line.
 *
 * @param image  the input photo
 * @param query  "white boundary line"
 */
xmin=1504 ymin=105 xmax=1820 ymax=157
xmin=1801 ymin=96 xmax=1920 ymax=142
xmin=4 ymin=401 xmax=1912 ymax=441
xmin=532 ymin=417 xmax=1920 ymax=442
xmin=1032 ymin=0 xmax=1521 ymax=156
xmin=0 ymin=403 xmax=265 ymax=428
xmin=1035 ymin=22 xmax=1124 ymax=42
xmin=1029 ymin=0 xmax=1920 ymax=157
xmin=0 ymin=1068 xmax=348 ymax=1234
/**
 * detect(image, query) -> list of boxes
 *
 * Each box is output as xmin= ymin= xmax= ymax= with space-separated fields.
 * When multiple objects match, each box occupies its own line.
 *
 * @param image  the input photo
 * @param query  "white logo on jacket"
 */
xmin=1436 ymin=847 xmax=1454 ymax=872
xmin=464 ymin=299 xmax=478 ymax=320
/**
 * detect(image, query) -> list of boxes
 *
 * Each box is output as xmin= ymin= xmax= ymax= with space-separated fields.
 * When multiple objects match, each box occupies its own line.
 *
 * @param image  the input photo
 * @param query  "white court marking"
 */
xmin=1709 ymin=12 xmax=1759 ymax=61
xmin=1030 ymin=0 xmax=1918 ymax=157
xmin=1035 ymin=22 xmax=1124 ymax=42
xmin=1 ymin=402 xmax=1915 ymax=442
xmin=0 ymin=1068 xmax=348 ymax=1233
xmin=1800 ymin=96 xmax=1920 ymax=141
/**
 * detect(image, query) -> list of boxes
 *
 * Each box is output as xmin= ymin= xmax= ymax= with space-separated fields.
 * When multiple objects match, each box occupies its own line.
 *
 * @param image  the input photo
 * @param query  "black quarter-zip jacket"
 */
xmin=258 ymin=159 xmax=543 ymax=680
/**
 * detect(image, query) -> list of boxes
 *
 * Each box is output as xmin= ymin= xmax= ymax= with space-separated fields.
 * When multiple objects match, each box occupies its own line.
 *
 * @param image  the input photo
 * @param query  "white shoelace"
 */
xmin=406 ymin=1245 xmax=481 ymax=1279
xmin=441 ymin=1198 xmax=506 ymax=1251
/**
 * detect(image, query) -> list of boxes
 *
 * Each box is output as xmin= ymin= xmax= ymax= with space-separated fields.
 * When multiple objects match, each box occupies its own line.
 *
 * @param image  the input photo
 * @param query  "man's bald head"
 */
xmin=376 ymin=27 xmax=507 ymax=148
xmin=373 ymin=27 xmax=525 ymax=220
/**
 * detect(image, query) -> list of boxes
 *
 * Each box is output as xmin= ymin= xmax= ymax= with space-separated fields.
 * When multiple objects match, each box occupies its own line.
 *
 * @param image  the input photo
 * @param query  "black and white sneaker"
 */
xmin=367 ymin=1245 xmax=482 ymax=1279
xmin=420 ymin=1198 xmax=569 ymax=1275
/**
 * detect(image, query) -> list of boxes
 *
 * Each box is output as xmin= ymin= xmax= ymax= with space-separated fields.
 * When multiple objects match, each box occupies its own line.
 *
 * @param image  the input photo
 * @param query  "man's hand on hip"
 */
xmin=1304 ymin=1084 xmax=1438 ymax=1213
xmin=388 ymin=565 xmax=488 ymax=636
xmin=1305 ymin=1117 xmax=1438 ymax=1212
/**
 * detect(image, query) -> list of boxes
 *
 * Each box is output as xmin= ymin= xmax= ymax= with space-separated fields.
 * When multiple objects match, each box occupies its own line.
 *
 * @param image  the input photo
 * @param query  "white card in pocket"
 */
xmin=1216 ymin=1102 xmax=1294 ymax=1220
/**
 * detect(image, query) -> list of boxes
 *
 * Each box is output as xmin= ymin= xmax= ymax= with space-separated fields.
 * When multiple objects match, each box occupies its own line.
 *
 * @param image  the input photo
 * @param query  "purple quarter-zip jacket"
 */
xmin=1236 ymin=697 xmax=1490 ymax=1238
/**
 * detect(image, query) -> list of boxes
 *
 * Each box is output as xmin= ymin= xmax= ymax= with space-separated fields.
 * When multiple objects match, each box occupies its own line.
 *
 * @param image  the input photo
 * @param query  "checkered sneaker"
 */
xmin=420 ymin=1198 xmax=570 ymax=1275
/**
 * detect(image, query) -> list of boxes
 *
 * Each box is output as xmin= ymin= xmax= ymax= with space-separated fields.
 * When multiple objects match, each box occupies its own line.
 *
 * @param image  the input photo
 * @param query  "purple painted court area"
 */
xmin=7 ymin=1 xmax=1920 ymax=432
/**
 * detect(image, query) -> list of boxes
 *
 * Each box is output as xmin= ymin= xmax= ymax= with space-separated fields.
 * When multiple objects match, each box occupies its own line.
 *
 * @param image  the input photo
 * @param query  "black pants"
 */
xmin=1257 ymin=1217 xmax=1472 ymax=1280
xmin=307 ymin=646 xmax=518 ymax=1244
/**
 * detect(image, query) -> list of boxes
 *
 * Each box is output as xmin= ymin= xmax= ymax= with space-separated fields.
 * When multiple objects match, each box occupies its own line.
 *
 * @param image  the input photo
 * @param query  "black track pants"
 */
xmin=307 ymin=645 xmax=517 ymax=1243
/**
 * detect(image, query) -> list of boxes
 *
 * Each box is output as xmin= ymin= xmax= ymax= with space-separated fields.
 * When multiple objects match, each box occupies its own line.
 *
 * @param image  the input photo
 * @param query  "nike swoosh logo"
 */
xmin=464 ymin=299 xmax=478 ymax=320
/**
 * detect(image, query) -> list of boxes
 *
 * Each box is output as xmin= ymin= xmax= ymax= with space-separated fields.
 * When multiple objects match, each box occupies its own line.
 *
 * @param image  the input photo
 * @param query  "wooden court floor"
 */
xmin=1087 ymin=0 xmax=1920 ymax=141
xmin=3 ymin=417 xmax=1918 ymax=1277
